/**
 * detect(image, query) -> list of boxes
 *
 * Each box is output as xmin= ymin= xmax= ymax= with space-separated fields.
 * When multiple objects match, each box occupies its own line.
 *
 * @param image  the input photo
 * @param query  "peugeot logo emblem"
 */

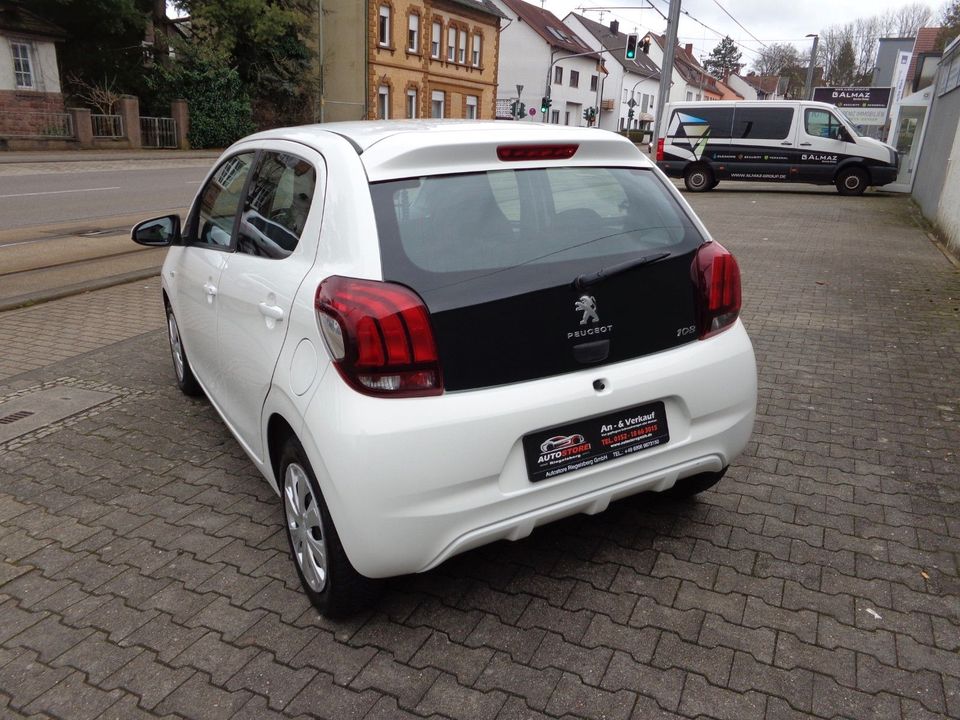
xmin=575 ymin=295 xmax=599 ymax=325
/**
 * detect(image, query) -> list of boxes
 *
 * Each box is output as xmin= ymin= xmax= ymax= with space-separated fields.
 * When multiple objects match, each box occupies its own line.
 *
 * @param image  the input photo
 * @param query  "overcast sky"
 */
xmin=543 ymin=0 xmax=943 ymax=70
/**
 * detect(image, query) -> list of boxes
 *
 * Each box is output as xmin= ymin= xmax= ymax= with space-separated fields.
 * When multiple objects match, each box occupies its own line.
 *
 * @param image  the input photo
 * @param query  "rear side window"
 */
xmin=670 ymin=107 xmax=733 ymax=139
xmin=371 ymin=167 xmax=702 ymax=298
xmin=732 ymin=107 xmax=793 ymax=140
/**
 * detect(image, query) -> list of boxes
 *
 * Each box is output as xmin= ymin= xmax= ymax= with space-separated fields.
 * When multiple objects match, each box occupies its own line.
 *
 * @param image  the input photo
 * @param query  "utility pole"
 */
xmin=653 ymin=0 xmax=682 ymax=146
xmin=804 ymin=34 xmax=819 ymax=100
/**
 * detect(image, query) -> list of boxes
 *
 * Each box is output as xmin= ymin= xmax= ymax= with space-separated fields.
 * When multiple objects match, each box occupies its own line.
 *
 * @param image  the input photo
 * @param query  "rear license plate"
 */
xmin=523 ymin=401 xmax=669 ymax=483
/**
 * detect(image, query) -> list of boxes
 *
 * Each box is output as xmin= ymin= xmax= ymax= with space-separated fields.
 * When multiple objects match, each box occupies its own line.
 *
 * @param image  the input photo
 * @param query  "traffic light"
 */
xmin=625 ymin=33 xmax=639 ymax=60
xmin=540 ymin=96 xmax=551 ymax=114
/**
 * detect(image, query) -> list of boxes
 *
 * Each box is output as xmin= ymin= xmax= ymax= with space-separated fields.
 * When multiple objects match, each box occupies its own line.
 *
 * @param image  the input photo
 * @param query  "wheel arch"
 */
xmin=267 ymin=412 xmax=297 ymax=491
xmin=833 ymin=158 xmax=871 ymax=184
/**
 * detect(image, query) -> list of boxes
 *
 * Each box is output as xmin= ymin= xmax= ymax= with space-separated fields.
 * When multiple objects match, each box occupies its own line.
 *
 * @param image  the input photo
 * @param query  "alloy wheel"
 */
xmin=284 ymin=462 xmax=328 ymax=593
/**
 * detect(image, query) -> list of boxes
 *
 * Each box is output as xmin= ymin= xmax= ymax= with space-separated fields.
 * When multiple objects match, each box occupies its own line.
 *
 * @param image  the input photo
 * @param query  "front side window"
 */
xmin=447 ymin=27 xmax=456 ymax=61
xmin=472 ymin=34 xmax=481 ymax=65
xmin=431 ymin=22 xmax=441 ymax=57
xmin=805 ymin=109 xmax=845 ymax=140
xmin=191 ymin=153 xmax=256 ymax=248
xmin=12 ymin=42 xmax=33 ymax=89
xmin=431 ymin=90 xmax=445 ymax=118
xmin=408 ymin=13 xmax=419 ymax=52
xmin=378 ymin=5 xmax=391 ymax=46
xmin=236 ymin=152 xmax=317 ymax=259
xmin=570 ymin=70 xmax=579 ymax=88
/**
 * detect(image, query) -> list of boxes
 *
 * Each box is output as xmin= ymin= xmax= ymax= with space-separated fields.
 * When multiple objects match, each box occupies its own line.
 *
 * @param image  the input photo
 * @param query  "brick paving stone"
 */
xmin=1 ymin=190 xmax=958 ymax=719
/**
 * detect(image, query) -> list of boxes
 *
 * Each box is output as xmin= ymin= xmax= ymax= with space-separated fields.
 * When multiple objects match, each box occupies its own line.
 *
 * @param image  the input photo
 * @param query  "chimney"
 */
xmin=684 ymin=43 xmax=693 ymax=56
xmin=610 ymin=20 xmax=619 ymax=34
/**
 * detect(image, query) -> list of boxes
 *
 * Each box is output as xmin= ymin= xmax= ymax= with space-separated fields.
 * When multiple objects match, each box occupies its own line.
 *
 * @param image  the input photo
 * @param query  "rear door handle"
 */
xmin=799 ymin=142 xmax=812 ymax=146
xmin=258 ymin=302 xmax=285 ymax=321
xmin=203 ymin=282 xmax=217 ymax=297
xmin=781 ymin=141 xmax=792 ymax=146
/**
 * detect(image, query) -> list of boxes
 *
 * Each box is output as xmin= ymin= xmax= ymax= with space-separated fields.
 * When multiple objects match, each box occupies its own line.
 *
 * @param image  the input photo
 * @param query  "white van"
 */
xmin=656 ymin=101 xmax=899 ymax=195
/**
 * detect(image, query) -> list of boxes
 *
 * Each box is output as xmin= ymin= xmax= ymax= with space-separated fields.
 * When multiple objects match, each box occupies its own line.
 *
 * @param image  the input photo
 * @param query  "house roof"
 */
xmin=907 ymin=27 xmax=942 ymax=88
xmin=498 ymin=0 xmax=601 ymax=60
xmin=647 ymin=33 xmax=721 ymax=95
xmin=0 ymin=1 xmax=67 ymax=40
xmin=740 ymin=73 xmax=785 ymax=96
xmin=442 ymin=0 xmax=508 ymax=21
xmin=569 ymin=13 xmax=660 ymax=80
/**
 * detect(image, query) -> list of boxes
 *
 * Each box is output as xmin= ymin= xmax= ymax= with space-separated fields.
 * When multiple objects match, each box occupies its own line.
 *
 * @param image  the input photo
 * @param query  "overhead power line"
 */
xmin=646 ymin=0 xmax=761 ymax=57
xmin=709 ymin=0 xmax=767 ymax=48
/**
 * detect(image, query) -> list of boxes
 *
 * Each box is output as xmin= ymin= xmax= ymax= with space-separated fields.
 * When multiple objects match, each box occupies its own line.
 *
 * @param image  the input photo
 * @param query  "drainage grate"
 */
xmin=0 ymin=410 xmax=34 ymax=425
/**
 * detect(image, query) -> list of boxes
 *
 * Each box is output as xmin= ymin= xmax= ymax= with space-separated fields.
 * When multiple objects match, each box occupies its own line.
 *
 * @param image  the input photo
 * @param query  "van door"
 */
xmin=728 ymin=105 xmax=796 ymax=182
xmin=795 ymin=107 xmax=850 ymax=182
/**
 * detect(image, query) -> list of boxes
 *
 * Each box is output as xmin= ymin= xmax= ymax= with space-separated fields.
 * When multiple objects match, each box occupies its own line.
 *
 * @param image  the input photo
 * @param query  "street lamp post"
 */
xmin=803 ymin=34 xmax=819 ymax=100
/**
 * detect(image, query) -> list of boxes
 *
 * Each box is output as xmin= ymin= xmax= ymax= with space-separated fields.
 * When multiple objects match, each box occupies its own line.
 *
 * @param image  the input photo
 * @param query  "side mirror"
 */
xmin=132 ymin=215 xmax=180 ymax=246
xmin=839 ymin=128 xmax=854 ymax=143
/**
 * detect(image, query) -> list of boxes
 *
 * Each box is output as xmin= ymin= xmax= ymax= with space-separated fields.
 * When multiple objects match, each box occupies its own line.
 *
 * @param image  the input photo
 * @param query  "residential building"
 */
xmin=318 ymin=0 xmax=504 ymax=122
xmin=0 ymin=2 xmax=66 ymax=138
xmin=737 ymin=72 xmax=789 ymax=100
xmin=726 ymin=74 xmax=759 ymax=101
xmin=874 ymin=37 xmax=916 ymax=87
xmin=644 ymin=33 xmax=712 ymax=102
xmin=491 ymin=0 xmax=604 ymax=125
xmin=563 ymin=13 xmax=661 ymax=132
xmin=906 ymin=27 xmax=943 ymax=94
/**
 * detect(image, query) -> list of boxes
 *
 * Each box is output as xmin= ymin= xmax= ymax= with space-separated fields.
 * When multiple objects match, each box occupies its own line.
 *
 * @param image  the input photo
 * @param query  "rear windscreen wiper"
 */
xmin=573 ymin=251 xmax=672 ymax=290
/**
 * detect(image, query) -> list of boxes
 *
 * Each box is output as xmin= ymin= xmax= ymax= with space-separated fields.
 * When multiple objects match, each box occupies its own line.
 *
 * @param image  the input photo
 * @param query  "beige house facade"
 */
xmin=320 ymin=0 xmax=503 ymax=122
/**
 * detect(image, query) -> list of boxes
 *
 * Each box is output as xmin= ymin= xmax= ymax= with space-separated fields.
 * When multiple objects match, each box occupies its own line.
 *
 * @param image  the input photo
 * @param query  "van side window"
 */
xmin=804 ymin=109 xmax=845 ymax=140
xmin=731 ymin=107 xmax=793 ymax=140
xmin=684 ymin=107 xmax=733 ymax=138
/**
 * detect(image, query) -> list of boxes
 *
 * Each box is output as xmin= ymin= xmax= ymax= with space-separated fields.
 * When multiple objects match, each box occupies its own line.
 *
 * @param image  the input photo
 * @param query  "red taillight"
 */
xmin=315 ymin=276 xmax=442 ymax=397
xmin=656 ymin=137 xmax=665 ymax=162
xmin=692 ymin=241 xmax=741 ymax=340
xmin=497 ymin=144 xmax=579 ymax=161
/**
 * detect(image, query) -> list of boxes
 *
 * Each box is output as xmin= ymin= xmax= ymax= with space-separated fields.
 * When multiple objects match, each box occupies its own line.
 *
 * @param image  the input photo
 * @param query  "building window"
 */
xmin=466 ymin=95 xmax=478 ymax=119
xmin=569 ymin=70 xmax=579 ymax=88
xmin=590 ymin=75 xmax=598 ymax=92
xmin=407 ymin=88 xmax=418 ymax=118
xmin=554 ymin=66 xmax=563 ymax=84
xmin=641 ymin=94 xmax=649 ymax=113
xmin=12 ymin=42 xmax=34 ymax=89
xmin=378 ymin=5 xmax=391 ymax=46
xmin=431 ymin=90 xmax=445 ymax=118
xmin=378 ymin=85 xmax=389 ymax=119
xmin=431 ymin=21 xmax=441 ymax=58
xmin=622 ymin=89 xmax=628 ymax=103
xmin=550 ymin=109 xmax=560 ymax=124
xmin=447 ymin=27 xmax=456 ymax=61
xmin=564 ymin=111 xmax=570 ymax=125
xmin=408 ymin=14 xmax=419 ymax=52
xmin=472 ymin=34 xmax=481 ymax=66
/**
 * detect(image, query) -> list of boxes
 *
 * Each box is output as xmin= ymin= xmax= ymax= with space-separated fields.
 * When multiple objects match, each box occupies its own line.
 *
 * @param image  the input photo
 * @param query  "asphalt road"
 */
xmin=0 ymin=160 xmax=211 ymax=231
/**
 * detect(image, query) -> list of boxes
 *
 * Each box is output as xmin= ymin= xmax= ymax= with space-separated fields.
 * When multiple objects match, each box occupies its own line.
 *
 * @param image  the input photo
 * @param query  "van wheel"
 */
xmin=836 ymin=168 xmax=868 ymax=196
xmin=279 ymin=437 xmax=384 ymax=616
xmin=684 ymin=165 xmax=714 ymax=192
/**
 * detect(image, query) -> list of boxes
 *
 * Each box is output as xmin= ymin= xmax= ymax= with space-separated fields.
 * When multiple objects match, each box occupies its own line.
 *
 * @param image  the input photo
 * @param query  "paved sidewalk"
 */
xmin=0 ymin=149 xmax=221 ymax=165
xmin=0 ymin=187 xmax=957 ymax=720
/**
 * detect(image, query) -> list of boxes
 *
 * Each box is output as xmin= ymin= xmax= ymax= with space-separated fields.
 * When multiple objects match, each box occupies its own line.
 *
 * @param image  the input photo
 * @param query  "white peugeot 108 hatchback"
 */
xmin=133 ymin=121 xmax=757 ymax=616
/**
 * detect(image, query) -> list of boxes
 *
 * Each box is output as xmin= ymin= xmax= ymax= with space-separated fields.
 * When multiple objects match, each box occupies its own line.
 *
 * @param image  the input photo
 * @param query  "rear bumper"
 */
xmin=657 ymin=160 xmax=686 ymax=178
xmin=299 ymin=322 xmax=757 ymax=577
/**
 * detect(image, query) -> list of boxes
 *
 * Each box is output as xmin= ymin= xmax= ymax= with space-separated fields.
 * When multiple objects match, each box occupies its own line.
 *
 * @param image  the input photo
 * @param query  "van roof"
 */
xmin=666 ymin=100 xmax=838 ymax=110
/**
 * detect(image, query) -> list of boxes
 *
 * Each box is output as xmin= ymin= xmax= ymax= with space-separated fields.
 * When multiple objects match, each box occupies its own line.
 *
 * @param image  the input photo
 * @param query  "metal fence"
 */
xmin=91 ymin=114 xmax=123 ymax=138
xmin=0 ymin=112 xmax=73 ymax=138
xmin=139 ymin=116 xmax=177 ymax=148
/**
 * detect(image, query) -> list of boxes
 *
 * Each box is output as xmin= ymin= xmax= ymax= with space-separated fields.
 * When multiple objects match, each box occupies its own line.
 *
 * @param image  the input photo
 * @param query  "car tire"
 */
xmin=279 ymin=437 xmax=383 ymax=617
xmin=835 ymin=167 xmax=868 ymax=196
xmin=664 ymin=468 xmax=727 ymax=498
xmin=684 ymin=165 xmax=714 ymax=192
xmin=165 ymin=305 xmax=202 ymax=396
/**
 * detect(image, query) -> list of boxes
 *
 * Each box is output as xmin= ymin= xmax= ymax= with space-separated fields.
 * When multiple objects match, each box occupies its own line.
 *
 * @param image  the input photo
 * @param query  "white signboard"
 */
xmin=891 ymin=50 xmax=912 ymax=104
xmin=813 ymin=87 xmax=892 ymax=126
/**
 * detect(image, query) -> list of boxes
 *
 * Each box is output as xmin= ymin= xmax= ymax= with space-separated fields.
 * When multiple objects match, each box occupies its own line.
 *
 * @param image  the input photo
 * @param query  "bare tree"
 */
xmin=751 ymin=43 xmax=802 ymax=76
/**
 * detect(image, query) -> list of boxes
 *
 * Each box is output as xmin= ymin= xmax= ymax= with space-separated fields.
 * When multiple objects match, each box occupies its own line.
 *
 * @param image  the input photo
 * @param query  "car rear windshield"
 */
xmin=370 ymin=166 xmax=704 ymax=305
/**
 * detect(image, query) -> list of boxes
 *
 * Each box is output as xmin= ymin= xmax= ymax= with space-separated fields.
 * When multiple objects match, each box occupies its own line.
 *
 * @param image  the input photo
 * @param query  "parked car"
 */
xmin=132 ymin=121 xmax=757 ymax=616
xmin=657 ymin=100 xmax=899 ymax=195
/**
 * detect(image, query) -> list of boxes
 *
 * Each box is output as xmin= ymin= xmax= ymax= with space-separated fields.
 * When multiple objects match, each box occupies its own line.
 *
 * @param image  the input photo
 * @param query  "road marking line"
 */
xmin=0 ymin=186 xmax=121 ymax=199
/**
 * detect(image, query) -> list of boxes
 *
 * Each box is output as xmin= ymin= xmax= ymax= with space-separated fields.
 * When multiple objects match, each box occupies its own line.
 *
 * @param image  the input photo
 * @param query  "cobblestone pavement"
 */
xmin=0 ymin=185 xmax=958 ymax=720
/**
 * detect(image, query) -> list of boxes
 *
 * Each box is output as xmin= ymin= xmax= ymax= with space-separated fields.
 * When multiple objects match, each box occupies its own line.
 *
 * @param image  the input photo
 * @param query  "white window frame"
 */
xmin=407 ymin=14 xmax=419 ymax=52
xmin=458 ymin=30 xmax=467 ymax=64
xmin=378 ymin=85 xmax=390 ymax=119
xmin=554 ymin=66 xmax=563 ymax=84
xmin=431 ymin=22 xmax=441 ymax=58
xmin=431 ymin=90 xmax=445 ymax=118
xmin=407 ymin=88 xmax=418 ymax=118
xmin=472 ymin=34 xmax=481 ymax=66
xmin=569 ymin=70 xmax=579 ymax=88
xmin=466 ymin=95 xmax=478 ymax=119
xmin=378 ymin=5 xmax=391 ymax=47
xmin=447 ymin=27 xmax=456 ymax=61
xmin=551 ymin=109 xmax=560 ymax=124
xmin=11 ymin=41 xmax=34 ymax=90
